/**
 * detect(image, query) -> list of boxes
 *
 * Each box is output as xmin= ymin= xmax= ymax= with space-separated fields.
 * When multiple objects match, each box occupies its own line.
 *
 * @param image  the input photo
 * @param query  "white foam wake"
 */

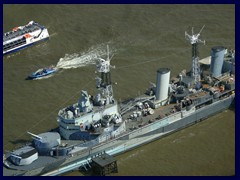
xmin=56 ymin=43 xmax=115 ymax=69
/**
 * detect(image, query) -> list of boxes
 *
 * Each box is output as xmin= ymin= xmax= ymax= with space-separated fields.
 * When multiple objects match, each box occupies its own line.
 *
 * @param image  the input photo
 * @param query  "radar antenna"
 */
xmin=185 ymin=25 xmax=205 ymax=45
xmin=95 ymin=45 xmax=115 ymax=106
xmin=185 ymin=25 xmax=205 ymax=84
xmin=96 ymin=45 xmax=115 ymax=87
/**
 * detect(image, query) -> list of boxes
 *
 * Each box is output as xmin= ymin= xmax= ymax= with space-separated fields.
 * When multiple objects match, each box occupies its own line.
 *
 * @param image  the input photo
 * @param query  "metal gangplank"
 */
xmin=41 ymin=158 xmax=92 ymax=176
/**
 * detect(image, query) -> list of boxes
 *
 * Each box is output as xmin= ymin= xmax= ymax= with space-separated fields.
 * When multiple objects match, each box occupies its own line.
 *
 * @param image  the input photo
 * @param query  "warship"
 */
xmin=3 ymin=26 xmax=235 ymax=176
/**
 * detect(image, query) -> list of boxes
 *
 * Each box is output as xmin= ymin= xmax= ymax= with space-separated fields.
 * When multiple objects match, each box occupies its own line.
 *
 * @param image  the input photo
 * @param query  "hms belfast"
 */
xmin=3 ymin=26 xmax=235 ymax=176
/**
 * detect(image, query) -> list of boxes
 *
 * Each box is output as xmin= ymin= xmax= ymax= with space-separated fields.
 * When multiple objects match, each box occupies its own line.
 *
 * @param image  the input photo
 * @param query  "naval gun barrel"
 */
xmin=27 ymin=131 xmax=42 ymax=141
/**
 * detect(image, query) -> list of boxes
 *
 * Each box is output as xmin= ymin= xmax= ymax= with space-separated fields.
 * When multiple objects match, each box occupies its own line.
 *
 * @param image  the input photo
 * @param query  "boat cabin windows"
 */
xmin=3 ymin=37 xmax=26 ymax=51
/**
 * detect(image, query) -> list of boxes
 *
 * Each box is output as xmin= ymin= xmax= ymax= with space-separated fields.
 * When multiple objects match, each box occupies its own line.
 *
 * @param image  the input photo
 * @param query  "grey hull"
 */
xmin=4 ymin=95 xmax=234 ymax=176
xmin=36 ymin=95 xmax=234 ymax=176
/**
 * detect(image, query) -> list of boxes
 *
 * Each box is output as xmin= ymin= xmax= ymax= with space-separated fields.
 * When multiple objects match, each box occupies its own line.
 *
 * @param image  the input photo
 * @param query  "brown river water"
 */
xmin=3 ymin=4 xmax=235 ymax=175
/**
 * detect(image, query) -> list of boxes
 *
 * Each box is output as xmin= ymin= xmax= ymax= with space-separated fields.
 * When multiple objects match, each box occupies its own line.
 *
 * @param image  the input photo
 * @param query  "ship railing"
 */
xmin=3 ymin=35 xmax=26 ymax=45
xmin=4 ymin=25 xmax=40 ymax=43
xmin=72 ymin=116 xmax=162 ymax=156
xmin=219 ymin=90 xmax=235 ymax=100
xmin=70 ymin=109 xmax=183 ymax=157
xmin=92 ymin=110 xmax=178 ymax=148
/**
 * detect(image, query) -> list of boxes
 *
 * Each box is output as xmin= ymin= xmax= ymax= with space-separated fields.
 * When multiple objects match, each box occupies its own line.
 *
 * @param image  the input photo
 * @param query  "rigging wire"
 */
xmin=4 ymin=46 xmax=192 ymax=150
xmin=116 ymin=47 xmax=191 ymax=69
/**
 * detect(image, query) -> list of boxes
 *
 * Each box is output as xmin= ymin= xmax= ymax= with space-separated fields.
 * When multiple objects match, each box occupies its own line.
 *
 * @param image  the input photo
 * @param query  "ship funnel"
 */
xmin=155 ymin=68 xmax=170 ymax=103
xmin=210 ymin=46 xmax=225 ymax=78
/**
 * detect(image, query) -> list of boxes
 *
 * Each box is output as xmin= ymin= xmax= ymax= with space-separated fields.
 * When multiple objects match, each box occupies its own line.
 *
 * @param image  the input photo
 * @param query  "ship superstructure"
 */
xmin=3 ymin=21 xmax=49 ymax=55
xmin=58 ymin=45 xmax=124 ymax=141
xmin=3 ymin=27 xmax=235 ymax=176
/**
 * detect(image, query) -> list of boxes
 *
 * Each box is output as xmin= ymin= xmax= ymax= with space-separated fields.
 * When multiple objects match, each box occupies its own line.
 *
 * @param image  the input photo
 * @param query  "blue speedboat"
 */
xmin=26 ymin=66 xmax=58 ymax=80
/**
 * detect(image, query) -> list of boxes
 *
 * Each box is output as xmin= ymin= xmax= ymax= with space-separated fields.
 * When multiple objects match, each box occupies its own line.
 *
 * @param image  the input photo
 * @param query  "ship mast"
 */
xmin=95 ymin=45 xmax=115 ymax=105
xmin=185 ymin=25 xmax=205 ymax=84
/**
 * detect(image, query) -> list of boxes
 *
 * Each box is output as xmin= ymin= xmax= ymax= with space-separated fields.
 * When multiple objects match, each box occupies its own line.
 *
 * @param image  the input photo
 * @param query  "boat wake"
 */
xmin=56 ymin=43 xmax=115 ymax=69
xmin=31 ymin=43 xmax=115 ymax=80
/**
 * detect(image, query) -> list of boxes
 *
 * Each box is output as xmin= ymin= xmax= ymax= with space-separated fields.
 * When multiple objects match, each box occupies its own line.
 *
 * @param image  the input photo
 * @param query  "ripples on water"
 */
xmin=3 ymin=4 xmax=235 ymax=175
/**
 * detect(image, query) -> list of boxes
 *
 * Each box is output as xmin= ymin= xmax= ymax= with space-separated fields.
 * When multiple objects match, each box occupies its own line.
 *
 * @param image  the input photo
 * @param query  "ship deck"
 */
xmin=3 ymin=22 xmax=43 ymax=42
xmin=122 ymin=103 xmax=179 ymax=132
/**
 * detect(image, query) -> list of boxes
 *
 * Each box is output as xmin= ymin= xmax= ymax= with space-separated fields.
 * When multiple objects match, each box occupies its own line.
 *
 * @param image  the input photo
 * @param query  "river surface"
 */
xmin=3 ymin=4 xmax=235 ymax=175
